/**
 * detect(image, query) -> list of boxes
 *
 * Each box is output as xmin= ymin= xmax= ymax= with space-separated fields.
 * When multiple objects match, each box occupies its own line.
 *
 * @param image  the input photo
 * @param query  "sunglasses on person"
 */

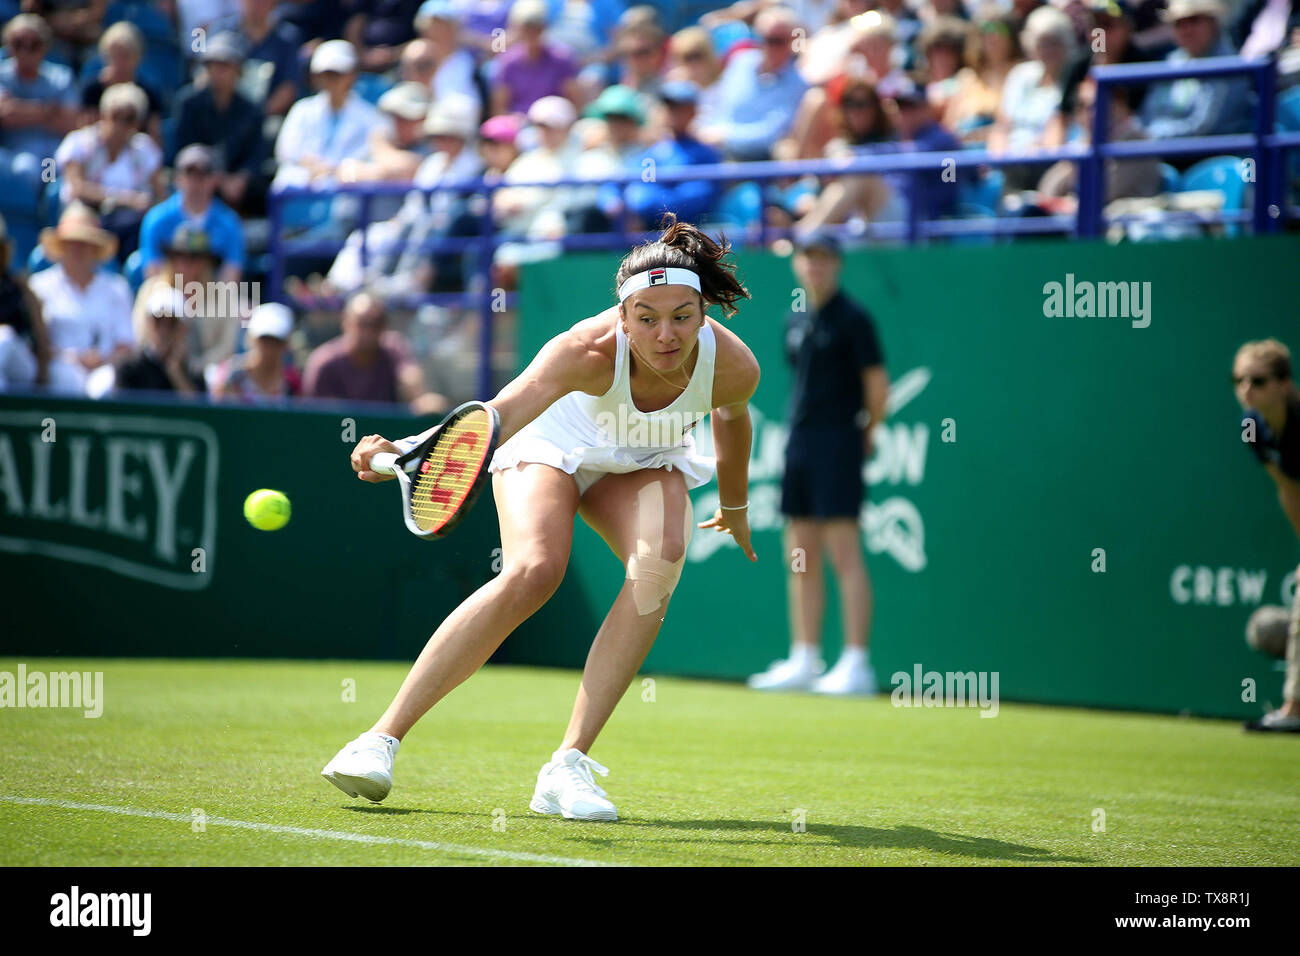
xmin=762 ymin=33 xmax=789 ymax=46
xmin=10 ymin=36 xmax=44 ymax=51
xmin=179 ymin=164 xmax=213 ymax=176
xmin=842 ymin=96 xmax=875 ymax=109
xmin=622 ymin=45 xmax=655 ymax=58
xmin=108 ymin=111 xmax=138 ymax=125
xmin=679 ymin=49 xmax=708 ymax=62
xmin=1233 ymin=373 xmax=1274 ymax=388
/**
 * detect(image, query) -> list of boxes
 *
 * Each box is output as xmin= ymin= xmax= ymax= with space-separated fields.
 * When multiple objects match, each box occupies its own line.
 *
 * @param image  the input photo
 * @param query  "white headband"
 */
xmin=618 ymin=267 xmax=701 ymax=303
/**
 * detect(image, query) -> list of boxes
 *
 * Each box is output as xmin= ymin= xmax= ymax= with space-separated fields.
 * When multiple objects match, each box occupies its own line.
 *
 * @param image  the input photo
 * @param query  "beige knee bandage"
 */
xmin=625 ymin=482 xmax=693 ymax=616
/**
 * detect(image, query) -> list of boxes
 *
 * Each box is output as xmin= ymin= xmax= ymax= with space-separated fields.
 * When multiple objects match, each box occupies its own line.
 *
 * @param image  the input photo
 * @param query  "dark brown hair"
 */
xmin=615 ymin=213 xmax=750 ymax=320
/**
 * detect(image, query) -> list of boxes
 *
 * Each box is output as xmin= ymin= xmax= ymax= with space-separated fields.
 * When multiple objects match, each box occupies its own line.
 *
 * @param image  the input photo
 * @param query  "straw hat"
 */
xmin=39 ymin=204 xmax=118 ymax=262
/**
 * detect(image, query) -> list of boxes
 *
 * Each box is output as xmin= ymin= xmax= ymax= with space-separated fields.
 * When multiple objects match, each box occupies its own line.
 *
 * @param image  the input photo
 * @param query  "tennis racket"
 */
xmin=369 ymin=401 xmax=501 ymax=539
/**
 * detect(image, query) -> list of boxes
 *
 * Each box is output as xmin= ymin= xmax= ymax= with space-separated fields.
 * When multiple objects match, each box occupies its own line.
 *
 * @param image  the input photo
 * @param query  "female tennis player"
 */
xmin=322 ymin=214 xmax=759 ymax=820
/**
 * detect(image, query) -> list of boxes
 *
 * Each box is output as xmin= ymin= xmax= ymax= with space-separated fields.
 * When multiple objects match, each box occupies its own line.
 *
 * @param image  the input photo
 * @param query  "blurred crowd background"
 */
xmin=1 ymin=0 xmax=1298 ymax=407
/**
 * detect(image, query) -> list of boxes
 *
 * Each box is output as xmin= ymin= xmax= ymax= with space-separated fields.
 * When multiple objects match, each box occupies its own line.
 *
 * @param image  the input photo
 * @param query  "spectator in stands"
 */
xmin=140 ymin=145 xmax=245 ymax=283
xmin=134 ymin=224 xmax=240 ymax=382
xmin=1139 ymin=0 xmax=1253 ymax=147
xmin=170 ymin=34 xmax=266 ymax=215
xmin=413 ymin=0 xmax=485 ymax=111
xmin=273 ymin=40 xmax=390 ymax=190
xmin=212 ymin=301 xmax=302 ymax=401
xmin=0 ymin=15 xmax=79 ymax=200
xmin=989 ymin=4 xmax=1075 ymax=189
xmin=1232 ymin=0 xmax=1300 ymax=58
xmin=302 ymin=290 xmax=447 ymax=413
xmin=696 ymin=5 xmax=809 ymax=160
xmin=28 ymin=204 xmax=134 ymax=394
xmin=918 ymin=17 xmax=972 ymax=119
xmin=323 ymin=93 xmax=482 ymax=297
xmin=478 ymin=110 xmax=524 ymax=180
xmin=664 ymin=26 xmax=725 ymax=127
xmin=797 ymin=78 xmax=959 ymax=231
xmin=493 ymin=94 xmax=581 ymax=242
xmin=606 ymin=18 xmax=669 ymax=108
xmin=573 ymin=83 xmax=652 ymax=231
xmin=218 ymin=0 xmax=307 ymax=116
xmin=874 ymin=0 xmax=923 ymax=53
xmin=78 ymin=22 xmax=163 ymax=144
xmin=1036 ymin=79 xmax=1162 ymax=208
xmin=1011 ymin=0 xmax=1048 ymax=30
xmin=1233 ymin=338 xmax=1300 ymax=733
xmin=0 ymin=212 xmax=52 ymax=391
xmin=619 ymin=81 xmax=723 ymax=228
xmin=492 ymin=0 xmax=581 ymax=114
xmin=1052 ymin=0 xmax=1163 ymax=148
xmin=943 ymin=4 xmax=1023 ymax=143
xmin=795 ymin=0 xmax=878 ymax=88
xmin=337 ymin=81 xmax=435 ymax=184
xmin=344 ymin=0 xmax=423 ymax=73
xmin=113 ymin=285 xmax=207 ymax=395
xmin=399 ymin=36 xmax=438 ymax=87
xmin=55 ymin=82 xmax=164 ymax=265
xmin=748 ymin=229 xmax=888 ymax=695
xmin=20 ymin=0 xmax=105 ymax=57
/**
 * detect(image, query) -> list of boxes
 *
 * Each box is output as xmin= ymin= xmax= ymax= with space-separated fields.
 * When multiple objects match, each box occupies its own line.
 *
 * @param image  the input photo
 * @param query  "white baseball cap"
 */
xmin=527 ymin=94 xmax=576 ymax=130
xmin=425 ymin=92 xmax=479 ymax=137
xmin=247 ymin=302 xmax=294 ymax=340
xmin=379 ymin=81 xmax=433 ymax=120
xmin=311 ymin=39 xmax=358 ymax=74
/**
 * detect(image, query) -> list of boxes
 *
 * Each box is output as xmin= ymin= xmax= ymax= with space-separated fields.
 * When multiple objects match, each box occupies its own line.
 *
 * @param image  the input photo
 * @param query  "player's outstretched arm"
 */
xmin=486 ymin=326 xmax=611 ymax=445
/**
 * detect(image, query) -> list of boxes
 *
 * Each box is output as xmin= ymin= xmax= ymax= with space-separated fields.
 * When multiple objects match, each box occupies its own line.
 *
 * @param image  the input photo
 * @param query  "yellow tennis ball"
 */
xmin=244 ymin=489 xmax=291 ymax=531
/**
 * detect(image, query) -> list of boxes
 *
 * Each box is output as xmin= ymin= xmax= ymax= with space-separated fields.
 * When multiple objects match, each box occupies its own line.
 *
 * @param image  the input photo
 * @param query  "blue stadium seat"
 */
xmin=123 ymin=249 xmax=145 ymax=295
xmin=1158 ymin=162 xmax=1180 ymax=193
xmin=957 ymin=167 xmax=1004 ymax=213
xmin=353 ymin=73 xmax=394 ymax=106
xmin=1178 ymin=155 xmax=1248 ymax=237
xmin=707 ymin=181 xmax=762 ymax=229
xmin=1276 ymin=86 xmax=1300 ymax=133
xmin=4 ymin=214 xmax=40 ymax=271
xmin=708 ymin=21 xmax=752 ymax=57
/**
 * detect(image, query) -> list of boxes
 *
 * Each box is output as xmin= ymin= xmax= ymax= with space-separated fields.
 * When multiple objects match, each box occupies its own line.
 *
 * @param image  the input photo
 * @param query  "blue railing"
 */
xmin=268 ymin=55 xmax=1299 ymax=399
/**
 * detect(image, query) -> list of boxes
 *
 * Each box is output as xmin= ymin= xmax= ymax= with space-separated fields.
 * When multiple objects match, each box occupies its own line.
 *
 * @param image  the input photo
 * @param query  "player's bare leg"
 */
xmin=561 ymin=467 xmax=693 ymax=753
xmin=369 ymin=463 xmax=580 ymax=740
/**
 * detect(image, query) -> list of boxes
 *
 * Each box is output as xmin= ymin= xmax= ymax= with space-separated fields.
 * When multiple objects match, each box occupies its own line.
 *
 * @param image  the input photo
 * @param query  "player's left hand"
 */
xmin=698 ymin=508 xmax=758 ymax=562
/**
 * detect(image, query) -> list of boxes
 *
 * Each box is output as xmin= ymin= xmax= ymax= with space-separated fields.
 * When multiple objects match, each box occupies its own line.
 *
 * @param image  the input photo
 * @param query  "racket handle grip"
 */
xmin=369 ymin=452 xmax=399 ymax=476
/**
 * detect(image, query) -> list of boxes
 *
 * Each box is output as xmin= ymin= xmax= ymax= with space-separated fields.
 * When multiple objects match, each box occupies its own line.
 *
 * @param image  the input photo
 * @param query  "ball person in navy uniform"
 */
xmin=1235 ymin=338 xmax=1300 ymax=733
xmin=749 ymin=231 xmax=890 ymax=694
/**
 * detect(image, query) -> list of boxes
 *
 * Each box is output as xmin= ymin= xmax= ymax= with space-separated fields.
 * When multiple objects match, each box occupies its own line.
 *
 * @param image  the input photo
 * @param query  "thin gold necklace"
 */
xmin=626 ymin=328 xmax=696 ymax=391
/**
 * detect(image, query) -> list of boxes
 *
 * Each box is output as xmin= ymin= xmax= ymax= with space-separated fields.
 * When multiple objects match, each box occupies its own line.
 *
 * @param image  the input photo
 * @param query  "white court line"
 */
xmin=0 ymin=796 xmax=618 ymax=867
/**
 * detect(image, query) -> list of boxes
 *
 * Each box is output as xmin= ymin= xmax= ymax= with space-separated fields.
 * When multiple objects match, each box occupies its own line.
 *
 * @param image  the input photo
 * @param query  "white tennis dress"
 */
xmin=489 ymin=321 xmax=719 ymax=495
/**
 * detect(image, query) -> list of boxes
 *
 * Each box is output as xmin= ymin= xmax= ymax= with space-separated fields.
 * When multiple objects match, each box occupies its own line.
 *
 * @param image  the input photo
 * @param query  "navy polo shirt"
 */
xmin=784 ymin=287 xmax=885 ymax=432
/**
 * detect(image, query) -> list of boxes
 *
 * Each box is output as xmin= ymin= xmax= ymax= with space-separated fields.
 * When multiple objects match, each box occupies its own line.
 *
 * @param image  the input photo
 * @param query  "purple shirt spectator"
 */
xmin=495 ymin=41 xmax=578 ymax=113
xmin=303 ymin=329 xmax=416 ymax=403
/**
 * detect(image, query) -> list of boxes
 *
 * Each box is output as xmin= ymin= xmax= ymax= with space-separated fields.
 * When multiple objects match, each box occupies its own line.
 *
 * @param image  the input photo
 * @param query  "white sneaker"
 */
xmin=810 ymin=656 xmax=878 ymax=696
xmin=747 ymin=654 xmax=824 ymax=691
xmin=529 ymin=748 xmax=618 ymax=821
xmin=321 ymin=731 xmax=399 ymax=802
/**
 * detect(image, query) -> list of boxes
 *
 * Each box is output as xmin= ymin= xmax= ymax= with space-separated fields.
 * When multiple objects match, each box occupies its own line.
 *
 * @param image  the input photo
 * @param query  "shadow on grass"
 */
xmin=339 ymin=805 xmax=439 ymax=816
xmin=617 ymin=819 xmax=1094 ymax=863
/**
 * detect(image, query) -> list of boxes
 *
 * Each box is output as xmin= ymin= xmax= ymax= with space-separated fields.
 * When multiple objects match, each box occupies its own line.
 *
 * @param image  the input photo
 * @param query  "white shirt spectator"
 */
xmin=272 ymin=91 xmax=391 ymax=189
xmin=55 ymin=126 xmax=162 ymax=206
xmin=433 ymin=49 xmax=483 ymax=112
xmin=29 ymin=265 xmax=134 ymax=355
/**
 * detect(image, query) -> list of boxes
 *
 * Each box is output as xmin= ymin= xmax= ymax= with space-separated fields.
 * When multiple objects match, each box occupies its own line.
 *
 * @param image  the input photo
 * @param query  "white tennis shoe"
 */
xmin=321 ymin=731 xmax=399 ymax=802
xmin=529 ymin=748 xmax=618 ymax=821
xmin=811 ymin=654 xmax=878 ymax=696
xmin=747 ymin=654 xmax=825 ymax=691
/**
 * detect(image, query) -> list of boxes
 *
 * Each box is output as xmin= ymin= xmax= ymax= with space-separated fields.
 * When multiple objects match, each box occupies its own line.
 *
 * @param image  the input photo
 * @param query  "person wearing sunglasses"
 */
xmin=138 ymin=144 xmax=245 ymax=286
xmin=1234 ymin=339 xmax=1300 ymax=733
xmin=0 ymin=15 xmax=80 ymax=202
xmin=54 ymin=82 xmax=164 ymax=265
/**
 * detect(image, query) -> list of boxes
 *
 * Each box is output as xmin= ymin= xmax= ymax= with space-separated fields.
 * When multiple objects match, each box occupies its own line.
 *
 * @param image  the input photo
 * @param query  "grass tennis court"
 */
xmin=2 ymin=658 xmax=1296 ymax=867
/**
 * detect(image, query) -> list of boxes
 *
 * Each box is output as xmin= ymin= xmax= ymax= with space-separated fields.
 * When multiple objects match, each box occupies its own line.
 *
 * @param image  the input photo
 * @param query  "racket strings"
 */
xmin=410 ymin=413 xmax=493 ymax=532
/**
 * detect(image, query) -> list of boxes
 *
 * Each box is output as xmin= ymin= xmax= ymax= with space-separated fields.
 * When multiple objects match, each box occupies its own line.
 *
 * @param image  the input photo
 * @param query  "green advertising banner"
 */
xmin=0 ymin=396 xmax=597 ymax=662
xmin=508 ymin=235 xmax=1300 ymax=719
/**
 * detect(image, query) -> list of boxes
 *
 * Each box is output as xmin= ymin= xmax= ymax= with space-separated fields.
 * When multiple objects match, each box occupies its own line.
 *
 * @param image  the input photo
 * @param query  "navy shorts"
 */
xmin=780 ymin=426 xmax=866 ymax=518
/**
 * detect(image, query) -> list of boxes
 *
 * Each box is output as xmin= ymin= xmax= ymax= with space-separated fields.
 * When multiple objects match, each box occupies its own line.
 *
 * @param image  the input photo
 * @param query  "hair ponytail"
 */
xmin=615 ymin=212 xmax=751 ymax=319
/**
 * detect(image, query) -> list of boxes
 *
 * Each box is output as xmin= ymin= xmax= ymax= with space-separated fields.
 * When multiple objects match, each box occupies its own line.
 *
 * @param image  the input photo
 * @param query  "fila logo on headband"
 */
xmin=618 ymin=266 xmax=701 ymax=302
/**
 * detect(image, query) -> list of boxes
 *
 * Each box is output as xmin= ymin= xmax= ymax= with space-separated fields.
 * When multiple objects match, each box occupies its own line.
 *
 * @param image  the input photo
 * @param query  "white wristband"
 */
xmin=719 ymin=502 xmax=749 ymax=510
